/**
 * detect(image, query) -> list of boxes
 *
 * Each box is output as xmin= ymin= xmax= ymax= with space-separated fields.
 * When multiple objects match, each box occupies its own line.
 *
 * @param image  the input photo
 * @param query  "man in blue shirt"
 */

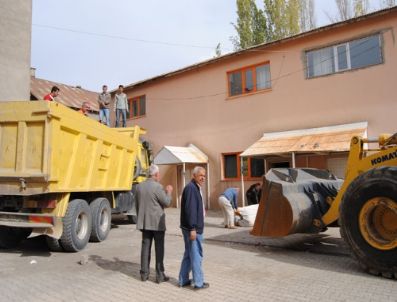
xmin=178 ymin=166 xmax=209 ymax=290
xmin=218 ymin=187 xmax=240 ymax=229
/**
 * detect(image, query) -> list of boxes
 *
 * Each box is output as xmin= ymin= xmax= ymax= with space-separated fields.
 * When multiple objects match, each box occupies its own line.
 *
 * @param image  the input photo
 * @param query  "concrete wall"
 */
xmin=0 ymin=0 xmax=32 ymax=101
xmin=120 ymin=10 xmax=397 ymax=208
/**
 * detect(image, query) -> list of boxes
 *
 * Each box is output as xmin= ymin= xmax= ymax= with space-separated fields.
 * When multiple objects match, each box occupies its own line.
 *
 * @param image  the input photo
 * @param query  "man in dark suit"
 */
xmin=136 ymin=164 xmax=173 ymax=283
xmin=178 ymin=166 xmax=209 ymax=290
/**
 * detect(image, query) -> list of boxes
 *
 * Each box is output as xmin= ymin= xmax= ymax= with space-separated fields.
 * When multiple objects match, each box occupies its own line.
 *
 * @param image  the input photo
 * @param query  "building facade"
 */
xmin=115 ymin=8 xmax=397 ymax=208
xmin=0 ymin=0 xmax=32 ymax=101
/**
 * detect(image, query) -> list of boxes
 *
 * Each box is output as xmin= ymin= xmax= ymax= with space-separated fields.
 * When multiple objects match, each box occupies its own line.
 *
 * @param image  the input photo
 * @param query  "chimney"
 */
xmin=30 ymin=67 xmax=36 ymax=77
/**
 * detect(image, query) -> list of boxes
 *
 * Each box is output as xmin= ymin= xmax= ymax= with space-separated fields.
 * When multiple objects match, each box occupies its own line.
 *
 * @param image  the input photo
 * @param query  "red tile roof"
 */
xmin=30 ymin=76 xmax=99 ymax=112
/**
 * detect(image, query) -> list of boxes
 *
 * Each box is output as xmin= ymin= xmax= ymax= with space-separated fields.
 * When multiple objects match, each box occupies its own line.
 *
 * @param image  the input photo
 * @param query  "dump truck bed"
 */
xmin=0 ymin=101 xmax=141 ymax=195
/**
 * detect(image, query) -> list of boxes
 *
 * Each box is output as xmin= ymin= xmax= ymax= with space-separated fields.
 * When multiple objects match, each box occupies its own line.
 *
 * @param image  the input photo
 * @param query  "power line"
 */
xmin=32 ymin=23 xmax=217 ymax=50
xmin=32 ymin=23 xmax=297 ymax=54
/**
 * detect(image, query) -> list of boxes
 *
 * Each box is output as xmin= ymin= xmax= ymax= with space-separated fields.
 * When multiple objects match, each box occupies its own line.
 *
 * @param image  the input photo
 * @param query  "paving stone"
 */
xmin=0 ymin=208 xmax=396 ymax=301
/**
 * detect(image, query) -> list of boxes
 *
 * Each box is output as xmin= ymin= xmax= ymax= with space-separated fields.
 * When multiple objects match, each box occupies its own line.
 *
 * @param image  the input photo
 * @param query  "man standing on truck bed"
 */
xmin=136 ymin=164 xmax=173 ymax=283
xmin=114 ymin=84 xmax=128 ymax=127
xmin=43 ymin=86 xmax=60 ymax=101
xmin=98 ymin=84 xmax=111 ymax=126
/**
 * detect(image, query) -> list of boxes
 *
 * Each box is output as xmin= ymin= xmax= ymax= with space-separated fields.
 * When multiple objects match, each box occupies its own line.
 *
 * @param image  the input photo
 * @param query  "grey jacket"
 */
xmin=136 ymin=178 xmax=171 ymax=231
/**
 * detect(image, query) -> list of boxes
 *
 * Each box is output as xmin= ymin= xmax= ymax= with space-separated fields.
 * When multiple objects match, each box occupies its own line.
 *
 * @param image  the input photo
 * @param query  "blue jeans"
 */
xmin=99 ymin=108 xmax=110 ymax=126
xmin=178 ymin=229 xmax=204 ymax=287
xmin=115 ymin=109 xmax=127 ymax=127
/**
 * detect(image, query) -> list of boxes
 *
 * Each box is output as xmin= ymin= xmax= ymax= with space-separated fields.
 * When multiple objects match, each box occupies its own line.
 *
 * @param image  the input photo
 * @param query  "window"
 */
xmin=128 ymin=95 xmax=146 ymax=119
xmin=222 ymin=153 xmax=264 ymax=180
xmin=250 ymin=157 xmax=265 ymax=177
xmin=227 ymin=62 xmax=271 ymax=97
xmin=306 ymin=34 xmax=382 ymax=78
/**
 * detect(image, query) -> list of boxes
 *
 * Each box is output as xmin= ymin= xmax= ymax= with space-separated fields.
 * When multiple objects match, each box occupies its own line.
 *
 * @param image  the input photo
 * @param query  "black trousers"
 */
xmin=140 ymin=230 xmax=165 ymax=278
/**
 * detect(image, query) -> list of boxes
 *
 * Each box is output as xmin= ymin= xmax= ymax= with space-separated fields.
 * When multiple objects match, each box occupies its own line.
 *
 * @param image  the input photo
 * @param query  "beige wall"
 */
xmin=0 ymin=0 xmax=32 ymax=101
xmin=121 ymin=11 xmax=397 ymax=208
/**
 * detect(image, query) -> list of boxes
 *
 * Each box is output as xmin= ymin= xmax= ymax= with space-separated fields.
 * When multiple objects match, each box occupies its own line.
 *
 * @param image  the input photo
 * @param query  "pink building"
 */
xmin=114 ymin=7 xmax=397 ymax=208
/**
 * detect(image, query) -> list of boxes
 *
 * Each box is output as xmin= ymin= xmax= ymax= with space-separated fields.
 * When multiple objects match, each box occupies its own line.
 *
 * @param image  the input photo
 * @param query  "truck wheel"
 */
xmin=60 ymin=199 xmax=92 ymax=252
xmin=340 ymin=167 xmax=397 ymax=279
xmin=45 ymin=236 xmax=64 ymax=252
xmin=0 ymin=227 xmax=32 ymax=249
xmin=89 ymin=197 xmax=111 ymax=242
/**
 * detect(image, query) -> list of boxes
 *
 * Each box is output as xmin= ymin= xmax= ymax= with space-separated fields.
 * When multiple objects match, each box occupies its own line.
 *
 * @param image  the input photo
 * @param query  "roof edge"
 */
xmin=122 ymin=6 xmax=397 ymax=91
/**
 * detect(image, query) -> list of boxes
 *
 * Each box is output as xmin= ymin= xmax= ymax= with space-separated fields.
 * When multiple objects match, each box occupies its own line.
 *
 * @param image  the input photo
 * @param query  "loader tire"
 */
xmin=60 ymin=199 xmax=92 ymax=252
xmin=46 ymin=236 xmax=64 ymax=252
xmin=89 ymin=197 xmax=111 ymax=242
xmin=0 ymin=226 xmax=32 ymax=249
xmin=340 ymin=167 xmax=397 ymax=279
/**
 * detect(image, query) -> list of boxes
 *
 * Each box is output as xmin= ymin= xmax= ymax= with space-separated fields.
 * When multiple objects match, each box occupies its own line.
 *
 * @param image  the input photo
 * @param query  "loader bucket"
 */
xmin=251 ymin=168 xmax=343 ymax=237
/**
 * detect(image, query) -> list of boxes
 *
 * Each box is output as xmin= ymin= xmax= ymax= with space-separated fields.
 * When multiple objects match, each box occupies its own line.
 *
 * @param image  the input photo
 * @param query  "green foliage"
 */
xmin=353 ymin=0 xmax=369 ymax=17
xmin=231 ymin=0 xmax=267 ymax=50
xmin=300 ymin=0 xmax=316 ymax=32
xmin=232 ymin=0 xmax=301 ymax=50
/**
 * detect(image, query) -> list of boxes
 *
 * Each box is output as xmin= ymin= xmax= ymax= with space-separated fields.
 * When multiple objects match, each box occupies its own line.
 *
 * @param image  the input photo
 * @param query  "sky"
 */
xmin=31 ymin=0 xmax=387 ymax=92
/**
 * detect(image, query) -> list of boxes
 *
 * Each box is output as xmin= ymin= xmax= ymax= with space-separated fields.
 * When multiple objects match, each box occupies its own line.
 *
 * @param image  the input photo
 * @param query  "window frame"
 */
xmin=222 ymin=152 xmax=264 ymax=181
xmin=306 ymin=33 xmax=383 ymax=79
xmin=227 ymin=61 xmax=271 ymax=98
xmin=334 ymin=42 xmax=351 ymax=72
xmin=127 ymin=95 xmax=146 ymax=119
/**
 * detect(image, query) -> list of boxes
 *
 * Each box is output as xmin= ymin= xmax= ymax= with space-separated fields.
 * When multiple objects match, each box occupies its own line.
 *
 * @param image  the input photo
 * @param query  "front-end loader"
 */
xmin=252 ymin=133 xmax=397 ymax=278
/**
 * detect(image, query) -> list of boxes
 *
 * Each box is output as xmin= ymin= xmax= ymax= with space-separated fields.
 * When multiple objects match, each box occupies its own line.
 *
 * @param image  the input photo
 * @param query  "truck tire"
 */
xmin=0 ymin=226 xmax=32 ymax=249
xmin=45 ymin=236 xmax=64 ymax=252
xmin=340 ymin=167 xmax=397 ymax=279
xmin=60 ymin=199 xmax=92 ymax=252
xmin=89 ymin=197 xmax=111 ymax=242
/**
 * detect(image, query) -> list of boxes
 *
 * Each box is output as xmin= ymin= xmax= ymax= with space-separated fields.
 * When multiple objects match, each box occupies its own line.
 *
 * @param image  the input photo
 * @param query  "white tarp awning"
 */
xmin=240 ymin=122 xmax=368 ymax=157
xmin=153 ymin=144 xmax=210 ymax=209
xmin=154 ymin=144 xmax=208 ymax=164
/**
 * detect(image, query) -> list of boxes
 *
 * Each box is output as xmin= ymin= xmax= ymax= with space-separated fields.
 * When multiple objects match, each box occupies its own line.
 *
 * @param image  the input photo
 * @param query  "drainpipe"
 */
xmin=181 ymin=162 xmax=186 ymax=209
xmin=241 ymin=157 xmax=245 ymax=207
xmin=206 ymin=162 xmax=210 ymax=209
xmin=292 ymin=152 xmax=296 ymax=168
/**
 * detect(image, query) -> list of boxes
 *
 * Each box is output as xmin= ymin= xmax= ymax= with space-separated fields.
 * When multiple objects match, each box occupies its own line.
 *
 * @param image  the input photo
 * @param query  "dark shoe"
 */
xmin=156 ymin=274 xmax=170 ymax=284
xmin=178 ymin=280 xmax=192 ymax=287
xmin=141 ymin=275 xmax=149 ymax=282
xmin=194 ymin=282 xmax=209 ymax=290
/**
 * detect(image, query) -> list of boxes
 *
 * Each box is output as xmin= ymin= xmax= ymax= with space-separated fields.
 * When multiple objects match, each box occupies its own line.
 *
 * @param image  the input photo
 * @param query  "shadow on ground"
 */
xmin=206 ymin=228 xmax=349 ymax=256
xmin=204 ymin=227 xmax=374 ymax=279
xmin=89 ymin=255 xmax=180 ymax=286
xmin=0 ymin=235 xmax=51 ymax=257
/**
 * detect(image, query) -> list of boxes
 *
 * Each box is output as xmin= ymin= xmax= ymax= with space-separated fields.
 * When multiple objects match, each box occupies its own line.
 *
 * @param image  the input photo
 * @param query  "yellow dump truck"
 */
xmin=252 ymin=134 xmax=397 ymax=278
xmin=0 ymin=101 xmax=150 ymax=252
